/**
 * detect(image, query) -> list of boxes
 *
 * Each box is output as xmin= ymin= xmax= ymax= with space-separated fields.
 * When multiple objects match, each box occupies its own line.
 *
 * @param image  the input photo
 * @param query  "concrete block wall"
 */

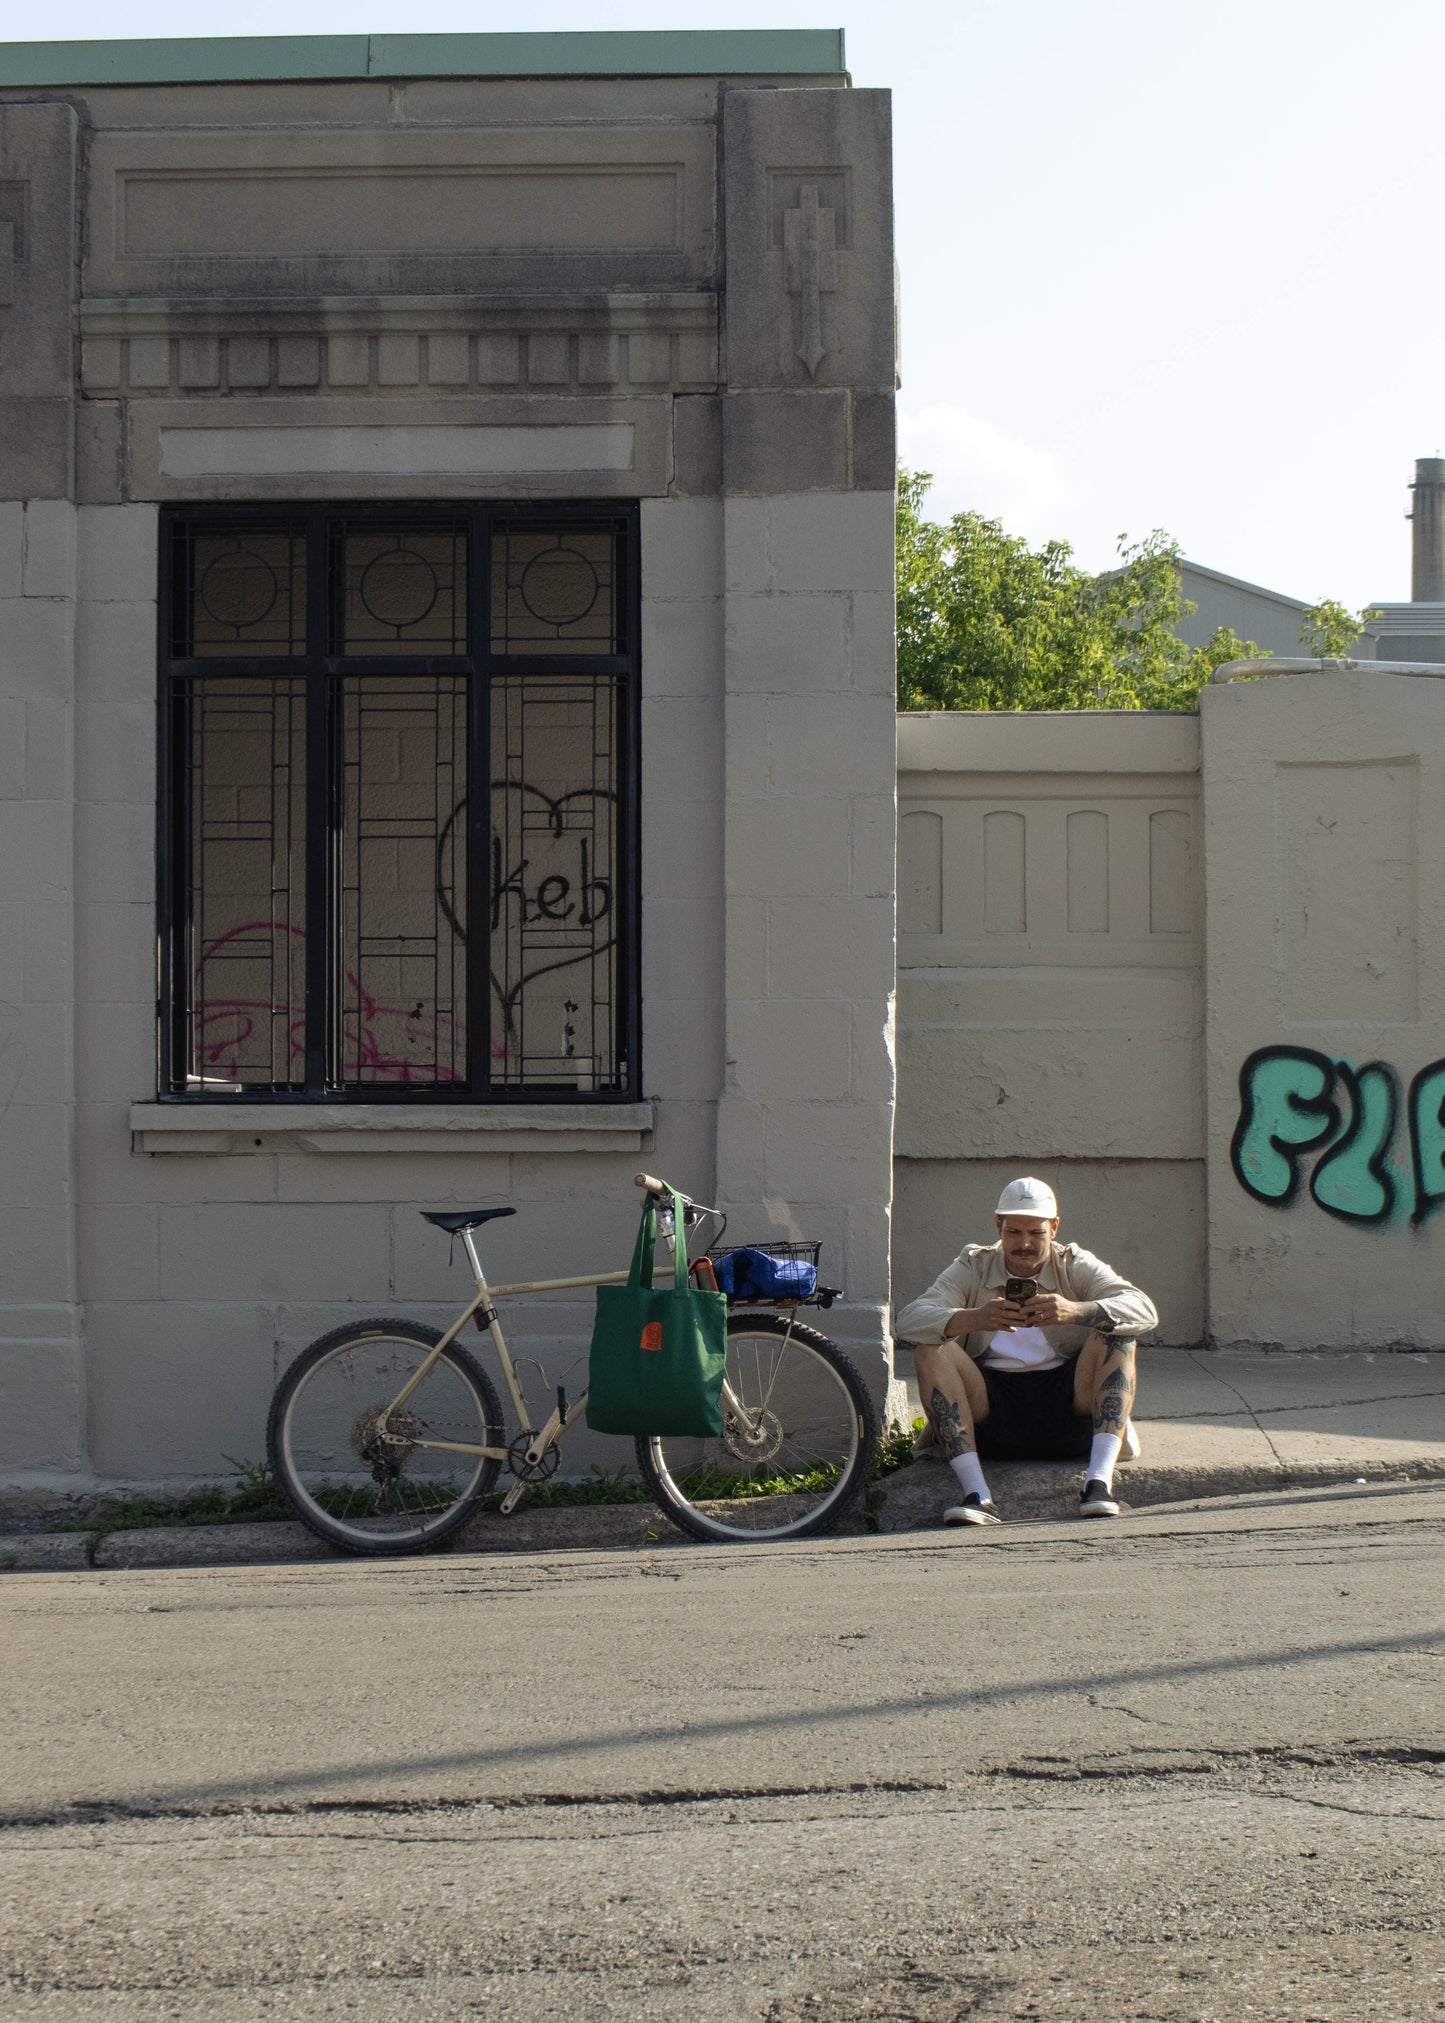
xmin=1202 ymin=666 xmax=1445 ymax=1350
xmin=0 ymin=49 xmax=900 ymax=1491
xmin=893 ymin=712 xmax=1205 ymax=1345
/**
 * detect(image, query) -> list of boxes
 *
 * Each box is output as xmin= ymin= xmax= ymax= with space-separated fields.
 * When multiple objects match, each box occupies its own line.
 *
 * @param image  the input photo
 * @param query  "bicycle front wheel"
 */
xmin=267 ymin=1320 xmax=504 ymax=1555
xmin=635 ymin=1313 xmax=877 ymax=1543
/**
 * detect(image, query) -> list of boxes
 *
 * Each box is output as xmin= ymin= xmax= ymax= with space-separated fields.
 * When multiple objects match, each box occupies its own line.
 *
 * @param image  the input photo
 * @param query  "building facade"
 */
xmin=0 ymin=31 xmax=899 ymax=1492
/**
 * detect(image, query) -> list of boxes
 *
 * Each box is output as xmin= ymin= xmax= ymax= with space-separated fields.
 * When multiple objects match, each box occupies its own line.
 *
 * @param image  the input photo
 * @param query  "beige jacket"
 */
xmin=894 ymin=1240 xmax=1159 ymax=1361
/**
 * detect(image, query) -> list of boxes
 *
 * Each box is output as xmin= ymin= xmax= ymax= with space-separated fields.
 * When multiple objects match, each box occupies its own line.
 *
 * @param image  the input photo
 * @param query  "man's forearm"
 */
xmin=1076 ymin=1301 xmax=1116 ymax=1335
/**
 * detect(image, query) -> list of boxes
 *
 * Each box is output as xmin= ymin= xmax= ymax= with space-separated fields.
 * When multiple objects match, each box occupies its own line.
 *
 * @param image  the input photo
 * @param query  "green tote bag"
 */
xmin=585 ymin=1189 xmax=727 ymax=1437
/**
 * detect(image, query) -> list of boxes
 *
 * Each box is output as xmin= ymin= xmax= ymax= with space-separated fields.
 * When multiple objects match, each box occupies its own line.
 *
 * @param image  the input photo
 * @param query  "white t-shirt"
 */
xmin=982 ymin=1326 xmax=1064 ymax=1373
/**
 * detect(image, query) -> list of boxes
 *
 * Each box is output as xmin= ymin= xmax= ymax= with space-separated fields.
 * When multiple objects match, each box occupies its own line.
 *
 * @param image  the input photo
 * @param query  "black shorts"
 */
xmin=975 ymin=1359 xmax=1091 ymax=1462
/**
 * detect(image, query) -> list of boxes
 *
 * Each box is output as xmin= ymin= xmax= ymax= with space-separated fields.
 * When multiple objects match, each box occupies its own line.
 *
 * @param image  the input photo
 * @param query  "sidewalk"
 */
xmin=877 ymin=1346 xmax=1445 ymax=1530
xmin=2 ymin=1350 xmax=1443 ymax=1569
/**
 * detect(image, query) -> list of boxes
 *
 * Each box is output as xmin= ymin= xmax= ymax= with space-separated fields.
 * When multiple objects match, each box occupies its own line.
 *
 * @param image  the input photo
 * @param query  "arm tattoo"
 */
xmin=1082 ymin=1302 xmax=1116 ymax=1335
xmin=928 ymin=1386 xmax=975 ymax=1459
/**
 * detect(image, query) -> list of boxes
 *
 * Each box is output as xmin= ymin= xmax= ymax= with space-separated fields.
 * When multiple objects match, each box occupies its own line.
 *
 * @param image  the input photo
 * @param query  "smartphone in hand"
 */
xmin=1004 ymin=1277 xmax=1037 ymax=1305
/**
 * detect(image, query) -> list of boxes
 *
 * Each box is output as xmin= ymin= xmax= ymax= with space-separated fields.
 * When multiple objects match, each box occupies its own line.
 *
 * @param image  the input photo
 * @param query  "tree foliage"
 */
xmin=896 ymin=467 xmax=1260 ymax=713
xmin=1299 ymin=597 xmax=1375 ymax=658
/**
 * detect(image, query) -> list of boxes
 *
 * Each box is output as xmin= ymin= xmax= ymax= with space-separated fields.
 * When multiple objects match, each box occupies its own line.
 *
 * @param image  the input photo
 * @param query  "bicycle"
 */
xmin=266 ymin=1172 xmax=879 ymax=1555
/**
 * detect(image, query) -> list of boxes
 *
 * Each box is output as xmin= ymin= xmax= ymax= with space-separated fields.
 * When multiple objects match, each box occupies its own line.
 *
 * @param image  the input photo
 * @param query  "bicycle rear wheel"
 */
xmin=267 ymin=1320 xmax=504 ymax=1555
xmin=635 ymin=1313 xmax=877 ymax=1543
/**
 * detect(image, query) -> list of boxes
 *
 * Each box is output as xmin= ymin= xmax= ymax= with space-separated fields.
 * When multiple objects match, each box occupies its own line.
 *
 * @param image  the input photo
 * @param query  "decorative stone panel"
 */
xmin=78 ymin=296 xmax=721 ymax=397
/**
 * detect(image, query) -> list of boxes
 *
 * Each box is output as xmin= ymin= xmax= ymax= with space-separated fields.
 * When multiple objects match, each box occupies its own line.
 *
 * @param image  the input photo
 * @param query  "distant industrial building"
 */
xmin=1175 ymin=561 xmax=1313 ymax=658
xmin=1362 ymin=456 xmax=1445 ymax=663
xmin=1177 ymin=456 xmax=1445 ymax=664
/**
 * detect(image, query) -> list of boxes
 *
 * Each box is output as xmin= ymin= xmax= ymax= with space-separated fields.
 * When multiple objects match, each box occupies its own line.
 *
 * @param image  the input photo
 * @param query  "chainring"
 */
xmin=507 ymin=1431 xmax=562 ymax=1483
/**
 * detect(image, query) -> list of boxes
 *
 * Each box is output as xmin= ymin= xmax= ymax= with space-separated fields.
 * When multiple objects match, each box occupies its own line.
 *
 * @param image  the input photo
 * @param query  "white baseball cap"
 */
xmin=995 ymin=1177 xmax=1058 ymax=1218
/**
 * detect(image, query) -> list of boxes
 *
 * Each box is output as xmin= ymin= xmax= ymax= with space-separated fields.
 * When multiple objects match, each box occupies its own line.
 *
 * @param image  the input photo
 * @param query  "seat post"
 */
xmin=461 ymin=1226 xmax=488 ymax=1288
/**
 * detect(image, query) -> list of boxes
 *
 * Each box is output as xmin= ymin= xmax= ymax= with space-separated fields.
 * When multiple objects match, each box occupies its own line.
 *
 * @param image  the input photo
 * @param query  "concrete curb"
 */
xmin=4 ymin=1458 xmax=1443 ymax=1570
xmin=0 ymin=1502 xmax=690 ymax=1571
xmin=871 ymin=1453 xmax=1445 ymax=1532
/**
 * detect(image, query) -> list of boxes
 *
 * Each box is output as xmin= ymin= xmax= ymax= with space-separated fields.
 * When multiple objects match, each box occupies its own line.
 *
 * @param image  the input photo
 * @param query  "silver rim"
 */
xmin=278 ymin=1331 xmax=492 ymax=1547
xmin=645 ymin=1325 xmax=862 ymax=1540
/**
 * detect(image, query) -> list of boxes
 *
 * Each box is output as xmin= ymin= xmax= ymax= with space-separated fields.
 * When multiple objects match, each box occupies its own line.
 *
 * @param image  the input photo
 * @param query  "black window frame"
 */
xmin=156 ymin=500 xmax=641 ymax=1105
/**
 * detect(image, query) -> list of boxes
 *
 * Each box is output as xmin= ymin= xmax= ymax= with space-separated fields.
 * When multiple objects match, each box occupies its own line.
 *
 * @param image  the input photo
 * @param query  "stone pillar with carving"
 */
xmin=715 ymin=87 xmax=901 ymax=1404
xmin=0 ymin=103 xmax=84 ymax=1477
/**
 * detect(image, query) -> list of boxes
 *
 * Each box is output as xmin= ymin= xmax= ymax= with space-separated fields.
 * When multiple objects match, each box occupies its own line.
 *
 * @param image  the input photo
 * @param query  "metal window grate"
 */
xmin=489 ymin=671 xmax=624 ymax=1092
xmin=181 ymin=676 xmax=307 ymax=1092
xmin=340 ymin=675 xmax=468 ymax=1089
xmin=160 ymin=505 xmax=639 ymax=1103
xmin=335 ymin=520 xmax=468 ymax=657
xmin=490 ymin=520 xmax=624 ymax=656
xmin=172 ymin=521 xmax=307 ymax=659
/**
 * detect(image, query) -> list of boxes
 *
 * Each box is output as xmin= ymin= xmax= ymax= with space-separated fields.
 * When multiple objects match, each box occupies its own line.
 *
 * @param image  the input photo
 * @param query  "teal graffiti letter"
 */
xmin=1230 ymin=1046 xmax=1341 ymax=1206
xmin=1309 ymin=1061 xmax=1399 ymax=1225
xmin=1409 ymin=1060 xmax=1445 ymax=1227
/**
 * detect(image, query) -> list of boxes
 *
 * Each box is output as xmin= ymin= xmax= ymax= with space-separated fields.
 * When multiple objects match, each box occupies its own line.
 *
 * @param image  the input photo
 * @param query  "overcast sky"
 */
xmin=15 ymin=0 xmax=1445 ymax=607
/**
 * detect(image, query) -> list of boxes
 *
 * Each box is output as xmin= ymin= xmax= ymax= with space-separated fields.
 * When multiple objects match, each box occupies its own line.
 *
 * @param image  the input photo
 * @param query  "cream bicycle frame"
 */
xmin=377 ymin=1220 xmax=761 ymax=1510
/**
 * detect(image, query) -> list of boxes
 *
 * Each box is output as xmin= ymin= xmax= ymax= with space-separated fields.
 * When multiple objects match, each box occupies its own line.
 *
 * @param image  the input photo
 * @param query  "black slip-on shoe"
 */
xmin=1078 ymin=1478 xmax=1120 ymax=1518
xmin=943 ymin=1493 xmax=1001 ymax=1527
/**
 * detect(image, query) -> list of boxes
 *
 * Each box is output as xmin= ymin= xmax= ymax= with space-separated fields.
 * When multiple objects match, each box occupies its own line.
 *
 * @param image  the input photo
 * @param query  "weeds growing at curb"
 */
xmin=872 ymin=1417 xmax=926 ymax=1480
xmin=45 ymin=1458 xmax=293 ymax=1537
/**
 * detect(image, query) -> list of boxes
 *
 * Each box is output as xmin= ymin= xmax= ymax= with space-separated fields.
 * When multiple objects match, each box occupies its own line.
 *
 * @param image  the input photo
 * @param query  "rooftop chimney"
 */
xmin=1409 ymin=456 xmax=1445 ymax=601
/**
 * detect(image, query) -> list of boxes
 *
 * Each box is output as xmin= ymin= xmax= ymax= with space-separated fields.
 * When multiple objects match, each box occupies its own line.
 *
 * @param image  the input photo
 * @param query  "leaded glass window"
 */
xmin=159 ymin=505 xmax=638 ymax=1101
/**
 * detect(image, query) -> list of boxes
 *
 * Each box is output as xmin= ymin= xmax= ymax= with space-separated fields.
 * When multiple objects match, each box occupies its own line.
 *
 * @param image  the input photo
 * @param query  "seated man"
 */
xmin=894 ymin=1177 xmax=1158 ymax=1525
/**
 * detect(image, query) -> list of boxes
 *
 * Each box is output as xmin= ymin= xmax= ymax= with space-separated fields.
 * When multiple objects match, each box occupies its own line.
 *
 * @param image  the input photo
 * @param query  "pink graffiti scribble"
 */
xmin=193 ymin=921 xmax=503 ymax=1082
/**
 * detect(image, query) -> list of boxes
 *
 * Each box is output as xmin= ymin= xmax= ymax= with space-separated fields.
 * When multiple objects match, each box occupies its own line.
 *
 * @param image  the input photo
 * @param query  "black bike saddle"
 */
xmin=420 ymin=1207 xmax=518 ymax=1233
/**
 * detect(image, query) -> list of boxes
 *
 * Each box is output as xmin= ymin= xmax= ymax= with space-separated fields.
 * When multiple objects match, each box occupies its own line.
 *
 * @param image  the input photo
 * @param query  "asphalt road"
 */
xmin=3 ymin=1483 xmax=1444 ymax=2019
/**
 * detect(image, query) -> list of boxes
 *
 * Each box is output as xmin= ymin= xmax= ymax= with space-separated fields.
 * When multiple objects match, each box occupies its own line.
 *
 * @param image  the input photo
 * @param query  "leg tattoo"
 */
xmin=929 ymin=1385 xmax=975 ymax=1459
xmin=1093 ymin=1345 xmax=1136 ymax=1434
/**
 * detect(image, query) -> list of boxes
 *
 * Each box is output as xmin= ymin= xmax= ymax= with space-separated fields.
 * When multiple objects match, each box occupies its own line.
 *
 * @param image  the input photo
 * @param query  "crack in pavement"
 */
xmin=3 ymin=1743 xmax=1441 ymax=1835
xmin=4 ymin=1628 xmax=1442 ymax=1828
xmin=1185 ymin=1349 xmax=1289 ymax=1462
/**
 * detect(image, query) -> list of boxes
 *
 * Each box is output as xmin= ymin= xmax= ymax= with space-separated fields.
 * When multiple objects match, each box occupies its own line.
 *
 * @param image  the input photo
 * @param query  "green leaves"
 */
xmin=896 ymin=467 xmax=1264 ymax=713
xmin=1299 ymin=597 xmax=1376 ymax=658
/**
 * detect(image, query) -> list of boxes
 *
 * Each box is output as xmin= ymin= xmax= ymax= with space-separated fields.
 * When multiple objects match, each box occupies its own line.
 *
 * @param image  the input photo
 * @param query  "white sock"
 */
xmin=948 ymin=1451 xmax=991 ymax=1504
xmin=1087 ymin=1431 xmax=1123 ymax=1490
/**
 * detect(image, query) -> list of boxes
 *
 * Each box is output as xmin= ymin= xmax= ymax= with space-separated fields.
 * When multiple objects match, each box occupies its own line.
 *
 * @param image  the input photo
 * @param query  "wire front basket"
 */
xmin=702 ymin=1240 xmax=836 ymax=1309
xmin=710 ymin=1240 xmax=822 ymax=1269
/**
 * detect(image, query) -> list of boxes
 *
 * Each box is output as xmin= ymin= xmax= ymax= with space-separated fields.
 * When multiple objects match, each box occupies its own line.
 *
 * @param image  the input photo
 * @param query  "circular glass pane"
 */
xmin=199 ymin=550 xmax=279 ymax=631
xmin=359 ymin=548 xmax=440 ymax=630
xmin=519 ymin=546 xmax=601 ymax=629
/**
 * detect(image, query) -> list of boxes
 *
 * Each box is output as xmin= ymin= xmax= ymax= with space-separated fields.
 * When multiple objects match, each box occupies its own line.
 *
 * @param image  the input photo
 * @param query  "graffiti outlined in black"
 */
xmin=1231 ymin=1045 xmax=1443 ymax=1227
xmin=435 ymin=781 xmax=618 ymax=1041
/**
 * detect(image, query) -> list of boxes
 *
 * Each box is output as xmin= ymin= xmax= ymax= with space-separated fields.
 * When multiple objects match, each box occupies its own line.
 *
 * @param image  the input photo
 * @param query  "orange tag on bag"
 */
xmin=640 ymin=1321 xmax=664 ymax=1353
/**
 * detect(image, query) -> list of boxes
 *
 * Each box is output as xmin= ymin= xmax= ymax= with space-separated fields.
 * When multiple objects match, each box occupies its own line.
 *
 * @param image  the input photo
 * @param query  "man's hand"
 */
xmin=1021 ymin=1291 xmax=1084 ymax=1326
xmin=974 ymin=1295 xmax=1029 ymax=1331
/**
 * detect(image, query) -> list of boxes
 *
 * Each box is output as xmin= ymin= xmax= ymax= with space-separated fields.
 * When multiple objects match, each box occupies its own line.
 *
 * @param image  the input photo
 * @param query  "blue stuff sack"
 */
xmin=712 ymin=1247 xmax=818 ymax=1302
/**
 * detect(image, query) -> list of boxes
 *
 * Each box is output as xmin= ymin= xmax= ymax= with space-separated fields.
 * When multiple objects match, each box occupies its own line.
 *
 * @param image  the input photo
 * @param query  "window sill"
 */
xmin=128 ymin=1101 xmax=655 ymax=1156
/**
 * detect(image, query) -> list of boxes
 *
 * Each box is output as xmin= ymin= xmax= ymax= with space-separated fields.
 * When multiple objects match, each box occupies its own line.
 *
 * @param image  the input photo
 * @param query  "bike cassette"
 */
xmin=352 ymin=1403 xmax=421 ymax=1467
xmin=722 ymin=1406 xmax=785 ymax=1466
xmin=507 ymin=1431 xmax=561 ymax=1483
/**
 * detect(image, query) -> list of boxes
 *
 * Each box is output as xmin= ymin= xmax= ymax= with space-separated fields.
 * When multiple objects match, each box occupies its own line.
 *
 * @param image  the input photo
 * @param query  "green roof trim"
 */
xmin=0 ymin=29 xmax=847 ymax=89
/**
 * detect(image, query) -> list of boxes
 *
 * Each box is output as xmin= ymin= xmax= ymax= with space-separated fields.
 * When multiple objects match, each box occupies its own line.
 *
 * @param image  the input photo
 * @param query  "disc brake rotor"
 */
xmin=723 ymin=1405 xmax=784 ymax=1466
